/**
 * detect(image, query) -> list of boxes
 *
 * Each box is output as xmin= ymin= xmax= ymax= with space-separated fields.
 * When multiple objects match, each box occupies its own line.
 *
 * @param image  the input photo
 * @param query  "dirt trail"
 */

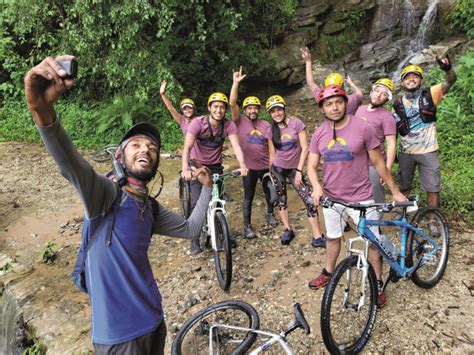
xmin=1 ymin=141 xmax=473 ymax=354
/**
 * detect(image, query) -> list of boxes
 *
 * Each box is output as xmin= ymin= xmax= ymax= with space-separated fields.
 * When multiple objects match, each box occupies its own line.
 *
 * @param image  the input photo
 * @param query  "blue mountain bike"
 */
xmin=320 ymin=195 xmax=449 ymax=354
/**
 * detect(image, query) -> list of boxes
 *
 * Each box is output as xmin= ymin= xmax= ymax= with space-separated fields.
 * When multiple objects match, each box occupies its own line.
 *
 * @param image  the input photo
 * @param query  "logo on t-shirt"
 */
xmin=279 ymin=133 xmax=297 ymax=151
xmin=322 ymin=138 xmax=354 ymax=162
xmin=246 ymin=129 xmax=267 ymax=145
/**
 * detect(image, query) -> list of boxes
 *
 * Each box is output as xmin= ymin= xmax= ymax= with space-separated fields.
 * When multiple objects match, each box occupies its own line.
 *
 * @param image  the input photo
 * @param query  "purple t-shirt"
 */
xmin=187 ymin=115 xmax=237 ymax=165
xmin=355 ymin=105 xmax=396 ymax=160
xmin=179 ymin=115 xmax=192 ymax=135
xmin=309 ymin=115 xmax=380 ymax=202
xmin=267 ymin=117 xmax=305 ymax=169
xmin=313 ymin=89 xmax=362 ymax=115
xmin=236 ymin=115 xmax=271 ymax=170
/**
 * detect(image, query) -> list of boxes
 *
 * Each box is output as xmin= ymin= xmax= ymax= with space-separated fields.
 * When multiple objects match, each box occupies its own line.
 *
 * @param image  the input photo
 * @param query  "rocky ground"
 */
xmin=1 ymin=140 xmax=473 ymax=354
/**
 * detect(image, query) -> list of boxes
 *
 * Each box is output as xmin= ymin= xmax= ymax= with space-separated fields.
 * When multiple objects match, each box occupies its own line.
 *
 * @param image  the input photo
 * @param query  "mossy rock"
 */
xmin=322 ymin=21 xmax=346 ymax=35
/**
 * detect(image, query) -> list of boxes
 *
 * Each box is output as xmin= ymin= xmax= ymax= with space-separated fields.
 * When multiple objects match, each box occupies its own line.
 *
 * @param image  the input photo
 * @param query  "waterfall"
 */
xmin=391 ymin=0 xmax=439 ymax=81
xmin=0 ymin=288 xmax=21 ymax=354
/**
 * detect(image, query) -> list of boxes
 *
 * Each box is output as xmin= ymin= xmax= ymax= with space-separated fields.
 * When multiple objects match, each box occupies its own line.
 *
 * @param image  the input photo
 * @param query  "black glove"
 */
xmin=436 ymin=55 xmax=452 ymax=72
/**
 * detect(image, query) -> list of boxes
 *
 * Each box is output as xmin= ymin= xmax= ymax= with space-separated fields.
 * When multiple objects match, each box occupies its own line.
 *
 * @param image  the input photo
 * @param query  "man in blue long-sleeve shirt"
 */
xmin=24 ymin=55 xmax=212 ymax=354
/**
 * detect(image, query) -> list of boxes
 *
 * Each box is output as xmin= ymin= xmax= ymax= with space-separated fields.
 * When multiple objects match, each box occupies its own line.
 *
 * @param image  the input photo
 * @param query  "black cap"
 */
xmin=120 ymin=122 xmax=161 ymax=147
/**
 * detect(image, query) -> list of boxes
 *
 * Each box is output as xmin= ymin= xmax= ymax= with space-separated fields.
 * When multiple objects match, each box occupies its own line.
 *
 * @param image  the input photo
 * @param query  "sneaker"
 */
xmin=243 ymin=224 xmax=256 ymax=239
xmin=190 ymin=239 xmax=202 ymax=255
xmin=428 ymin=220 xmax=441 ymax=237
xmin=378 ymin=291 xmax=387 ymax=308
xmin=308 ymin=269 xmax=332 ymax=290
xmin=265 ymin=212 xmax=279 ymax=228
xmin=311 ymin=234 xmax=327 ymax=248
xmin=281 ymin=229 xmax=295 ymax=245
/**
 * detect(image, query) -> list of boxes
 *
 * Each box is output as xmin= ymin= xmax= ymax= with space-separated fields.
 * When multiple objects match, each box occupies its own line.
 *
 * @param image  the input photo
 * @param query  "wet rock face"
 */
xmin=266 ymin=0 xmax=462 ymax=93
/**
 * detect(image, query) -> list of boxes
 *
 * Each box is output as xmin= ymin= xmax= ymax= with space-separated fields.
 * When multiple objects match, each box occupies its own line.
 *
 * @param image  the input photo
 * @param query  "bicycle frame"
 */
xmin=208 ymin=324 xmax=293 ymax=355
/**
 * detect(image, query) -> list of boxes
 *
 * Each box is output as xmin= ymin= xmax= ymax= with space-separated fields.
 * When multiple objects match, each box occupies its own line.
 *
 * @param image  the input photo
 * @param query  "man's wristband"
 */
xmin=296 ymin=168 xmax=302 ymax=173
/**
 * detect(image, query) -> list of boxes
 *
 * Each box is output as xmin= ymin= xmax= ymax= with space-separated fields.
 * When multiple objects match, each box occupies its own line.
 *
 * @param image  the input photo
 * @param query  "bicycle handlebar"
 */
xmin=320 ymin=196 xmax=418 ymax=212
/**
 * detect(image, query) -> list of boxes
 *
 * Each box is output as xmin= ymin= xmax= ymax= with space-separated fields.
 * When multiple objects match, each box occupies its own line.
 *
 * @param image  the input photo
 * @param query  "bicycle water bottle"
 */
xmin=376 ymin=235 xmax=398 ymax=259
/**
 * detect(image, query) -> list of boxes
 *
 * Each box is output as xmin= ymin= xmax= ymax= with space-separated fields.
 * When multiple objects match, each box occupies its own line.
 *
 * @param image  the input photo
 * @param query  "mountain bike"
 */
xmin=171 ymin=300 xmax=310 ymax=355
xmin=201 ymin=171 xmax=241 ymax=291
xmin=319 ymin=195 xmax=449 ymax=354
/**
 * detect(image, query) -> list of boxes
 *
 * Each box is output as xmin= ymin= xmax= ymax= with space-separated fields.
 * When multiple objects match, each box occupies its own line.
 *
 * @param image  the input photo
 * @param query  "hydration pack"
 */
xmin=393 ymin=88 xmax=437 ymax=136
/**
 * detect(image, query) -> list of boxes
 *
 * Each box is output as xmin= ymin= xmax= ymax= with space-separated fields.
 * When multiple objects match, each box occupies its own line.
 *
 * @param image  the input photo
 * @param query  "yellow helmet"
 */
xmin=180 ymin=98 xmax=195 ymax=109
xmin=208 ymin=92 xmax=229 ymax=106
xmin=265 ymin=95 xmax=286 ymax=112
xmin=400 ymin=64 xmax=423 ymax=80
xmin=374 ymin=78 xmax=394 ymax=93
xmin=324 ymin=72 xmax=344 ymax=87
xmin=242 ymin=96 xmax=261 ymax=108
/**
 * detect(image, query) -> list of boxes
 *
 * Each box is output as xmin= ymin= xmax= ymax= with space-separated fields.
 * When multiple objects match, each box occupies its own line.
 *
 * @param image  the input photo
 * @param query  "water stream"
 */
xmin=0 ymin=288 xmax=20 ymax=354
xmin=391 ymin=0 xmax=440 ymax=81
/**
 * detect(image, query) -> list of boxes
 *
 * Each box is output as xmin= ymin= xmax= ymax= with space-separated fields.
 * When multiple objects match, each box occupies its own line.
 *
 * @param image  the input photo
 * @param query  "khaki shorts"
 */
xmin=322 ymin=199 xmax=380 ymax=239
xmin=397 ymin=151 xmax=440 ymax=192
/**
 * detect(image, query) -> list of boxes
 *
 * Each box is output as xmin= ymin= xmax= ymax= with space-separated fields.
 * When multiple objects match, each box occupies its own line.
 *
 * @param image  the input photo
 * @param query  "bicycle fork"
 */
xmin=345 ymin=236 xmax=370 ymax=311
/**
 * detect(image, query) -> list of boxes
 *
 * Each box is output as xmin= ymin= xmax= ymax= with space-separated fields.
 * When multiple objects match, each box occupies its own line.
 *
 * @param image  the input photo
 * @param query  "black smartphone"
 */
xmin=57 ymin=59 xmax=78 ymax=79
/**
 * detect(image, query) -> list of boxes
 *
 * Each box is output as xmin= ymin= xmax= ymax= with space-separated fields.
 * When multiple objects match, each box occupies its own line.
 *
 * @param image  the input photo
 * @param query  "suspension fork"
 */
xmin=345 ymin=236 xmax=370 ymax=310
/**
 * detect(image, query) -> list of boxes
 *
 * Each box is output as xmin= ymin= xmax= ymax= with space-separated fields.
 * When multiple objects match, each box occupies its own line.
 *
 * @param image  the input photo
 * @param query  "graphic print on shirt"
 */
xmin=321 ymin=137 xmax=354 ymax=162
xmin=246 ymin=129 xmax=267 ymax=145
xmin=279 ymin=133 xmax=297 ymax=151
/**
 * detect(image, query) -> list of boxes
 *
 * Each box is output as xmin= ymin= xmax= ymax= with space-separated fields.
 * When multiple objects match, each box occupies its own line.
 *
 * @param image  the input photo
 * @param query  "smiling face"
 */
xmin=182 ymin=106 xmax=194 ymax=119
xmin=208 ymin=101 xmax=227 ymax=121
xmin=320 ymin=96 xmax=347 ymax=122
xmin=123 ymin=136 xmax=159 ymax=181
xmin=269 ymin=106 xmax=286 ymax=123
xmin=402 ymin=73 xmax=422 ymax=91
xmin=244 ymin=105 xmax=260 ymax=120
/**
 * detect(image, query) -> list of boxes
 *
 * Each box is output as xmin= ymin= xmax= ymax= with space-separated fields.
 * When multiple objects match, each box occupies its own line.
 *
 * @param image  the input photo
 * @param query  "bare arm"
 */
xmin=346 ymin=76 xmax=363 ymax=97
xmin=307 ymin=152 xmax=323 ymax=205
xmin=182 ymin=132 xmax=197 ymax=180
xmin=297 ymin=129 xmax=309 ymax=171
xmin=268 ymin=139 xmax=275 ymax=169
xmin=228 ymin=134 xmax=248 ymax=176
xmin=441 ymin=69 xmax=457 ymax=95
xmin=385 ymin=134 xmax=396 ymax=171
xmin=369 ymin=148 xmax=406 ymax=202
xmin=159 ymin=80 xmax=181 ymax=124
xmin=230 ymin=66 xmax=246 ymax=122
xmin=300 ymin=47 xmax=319 ymax=94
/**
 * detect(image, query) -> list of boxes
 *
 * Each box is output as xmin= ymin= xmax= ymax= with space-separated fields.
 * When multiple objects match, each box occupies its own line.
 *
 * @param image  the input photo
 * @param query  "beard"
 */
xmin=125 ymin=160 xmax=159 ymax=182
xmin=369 ymin=99 xmax=386 ymax=108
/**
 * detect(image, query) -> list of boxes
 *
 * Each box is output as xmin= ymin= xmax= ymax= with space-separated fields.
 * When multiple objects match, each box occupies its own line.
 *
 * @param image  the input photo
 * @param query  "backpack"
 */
xmin=72 ymin=186 xmax=159 ymax=293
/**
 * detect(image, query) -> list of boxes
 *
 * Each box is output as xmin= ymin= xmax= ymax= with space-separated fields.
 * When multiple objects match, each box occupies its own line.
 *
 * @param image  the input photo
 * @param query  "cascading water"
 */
xmin=392 ymin=0 xmax=439 ymax=81
xmin=0 ymin=288 xmax=21 ymax=354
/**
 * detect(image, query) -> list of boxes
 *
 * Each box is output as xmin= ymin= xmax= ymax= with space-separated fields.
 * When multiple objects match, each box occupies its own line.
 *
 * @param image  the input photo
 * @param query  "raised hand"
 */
xmin=24 ymin=55 xmax=75 ymax=114
xmin=300 ymin=47 xmax=312 ymax=62
xmin=160 ymin=80 xmax=167 ymax=95
xmin=436 ymin=54 xmax=452 ymax=72
xmin=232 ymin=66 xmax=247 ymax=83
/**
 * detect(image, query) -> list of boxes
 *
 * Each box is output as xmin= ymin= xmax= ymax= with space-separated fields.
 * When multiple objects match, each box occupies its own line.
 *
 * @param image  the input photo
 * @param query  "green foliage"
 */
xmin=422 ymin=49 xmax=474 ymax=221
xmin=446 ymin=0 xmax=474 ymax=39
xmin=0 ymin=262 xmax=13 ymax=273
xmin=40 ymin=242 xmax=58 ymax=264
xmin=23 ymin=342 xmax=43 ymax=355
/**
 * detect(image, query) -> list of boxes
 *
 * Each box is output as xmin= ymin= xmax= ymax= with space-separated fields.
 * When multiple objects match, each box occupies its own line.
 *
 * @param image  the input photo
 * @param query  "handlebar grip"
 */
xmin=393 ymin=201 xmax=415 ymax=207
xmin=231 ymin=171 xmax=241 ymax=177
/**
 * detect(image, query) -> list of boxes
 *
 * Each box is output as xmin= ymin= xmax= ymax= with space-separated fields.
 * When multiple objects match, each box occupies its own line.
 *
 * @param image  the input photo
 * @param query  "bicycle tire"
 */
xmin=213 ymin=211 xmax=232 ymax=291
xmin=171 ymin=300 xmax=260 ymax=355
xmin=92 ymin=144 xmax=117 ymax=162
xmin=407 ymin=207 xmax=449 ymax=289
xmin=321 ymin=255 xmax=378 ymax=354
xmin=179 ymin=177 xmax=192 ymax=218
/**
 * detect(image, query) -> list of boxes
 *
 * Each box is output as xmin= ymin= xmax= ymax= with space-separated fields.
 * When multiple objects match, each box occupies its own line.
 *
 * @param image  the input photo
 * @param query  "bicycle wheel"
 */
xmin=179 ymin=177 xmax=191 ymax=218
xmin=213 ymin=211 xmax=232 ymax=291
xmin=171 ymin=300 xmax=260 ymax=355
xmin=321 ymin=255 xmax=378 ymax=354
xmin=92 ymin=144 xmax=117 ymax=162
xmin=407 ymin=207 xmax=449 ymax=289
